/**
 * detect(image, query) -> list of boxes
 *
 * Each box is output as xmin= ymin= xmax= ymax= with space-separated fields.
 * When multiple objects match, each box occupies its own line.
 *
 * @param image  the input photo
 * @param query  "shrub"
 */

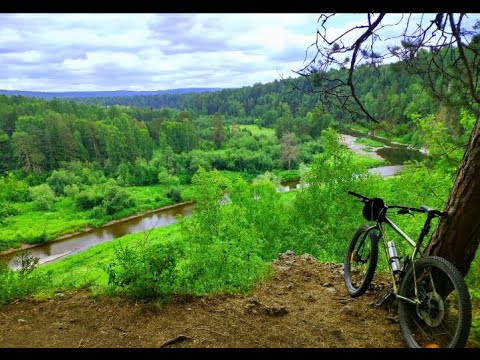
xmin=165 ymin=187 xmax=182 ymax=203
xmin=0 ymin=173 xmax=29 ymax=202
xmin=63 ymin=184 xmax=80 ymax=198
xmin=74 ymin=182 xmax=134 ymax=215
xmin=30 ymin=184 xmax=55 ymax=210
xmin=47 ymin=169 xmax=77 ymax=195
xmin=74 ymin=189 xmax=103 ymax=210
xmin=105 ymin=240 xmax=182 ymax=301
xmin=157 ymin=167 xmax=180 ymax=186
xmin=0 ymin=202 xmax=18 ymax=224
xmin=0 ymin=253 xmax=50 ymax=305
xmin=101 ymin=186 xmax=135 ymax=215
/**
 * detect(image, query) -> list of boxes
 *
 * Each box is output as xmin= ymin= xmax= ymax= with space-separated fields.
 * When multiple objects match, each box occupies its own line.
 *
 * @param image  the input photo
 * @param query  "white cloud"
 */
xmin=0 ymin=13 xmax=479 ymax=92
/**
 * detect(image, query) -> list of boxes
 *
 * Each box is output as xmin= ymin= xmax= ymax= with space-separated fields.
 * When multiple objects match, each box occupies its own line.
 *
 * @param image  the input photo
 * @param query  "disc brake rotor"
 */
xmin=417 ymin=291 xmax=445 ymax=327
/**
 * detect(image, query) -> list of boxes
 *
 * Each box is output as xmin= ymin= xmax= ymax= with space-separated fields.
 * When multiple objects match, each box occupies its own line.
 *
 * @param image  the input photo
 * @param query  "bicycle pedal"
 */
xmin=374 ymin=289 xmax=394 ymax=307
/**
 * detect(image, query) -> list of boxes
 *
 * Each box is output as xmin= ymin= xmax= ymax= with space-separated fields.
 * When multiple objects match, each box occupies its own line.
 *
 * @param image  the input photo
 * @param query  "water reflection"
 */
xmin=4 ymin=203 xmax=193 ymax=268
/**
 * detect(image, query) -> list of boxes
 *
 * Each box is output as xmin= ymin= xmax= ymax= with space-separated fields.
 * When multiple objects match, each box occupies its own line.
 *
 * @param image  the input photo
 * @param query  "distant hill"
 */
xmin=0 ymin=88 xmax=222 ymax=99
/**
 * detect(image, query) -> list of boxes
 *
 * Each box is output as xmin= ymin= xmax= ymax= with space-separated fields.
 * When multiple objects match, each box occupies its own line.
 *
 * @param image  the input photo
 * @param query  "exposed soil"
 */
xmin=0 ymin=252 xmax=413 ymax=348
xmin=340 ymin=134 xmax=385 ymax=161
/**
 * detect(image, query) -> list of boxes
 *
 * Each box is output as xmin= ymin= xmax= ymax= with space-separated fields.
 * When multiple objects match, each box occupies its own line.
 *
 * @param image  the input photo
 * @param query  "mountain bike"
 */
xmin=345 ymin=191 xmax=471 ymax=348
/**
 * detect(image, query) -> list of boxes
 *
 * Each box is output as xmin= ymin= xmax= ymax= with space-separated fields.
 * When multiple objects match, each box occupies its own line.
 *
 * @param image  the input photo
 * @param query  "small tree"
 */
xmin=212 ymin=112 xmax=226 ymax=149
xmin=280 ymin=132 xmax=300 ymax=169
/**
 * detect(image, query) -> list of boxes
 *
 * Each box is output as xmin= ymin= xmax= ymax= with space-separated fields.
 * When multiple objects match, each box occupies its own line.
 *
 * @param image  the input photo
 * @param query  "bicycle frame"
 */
xmin=373 ymin=211 xmax=438 ymax=305
xmin=346 ymin=191 xmax=471 ymax=348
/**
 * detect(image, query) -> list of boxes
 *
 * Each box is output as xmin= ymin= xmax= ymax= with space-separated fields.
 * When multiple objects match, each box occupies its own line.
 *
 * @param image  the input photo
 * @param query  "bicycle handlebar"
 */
xmin=347 ymin=191 xmax=447 ymax=217
xmin=347 ymin=190 xmax=370 ymax=200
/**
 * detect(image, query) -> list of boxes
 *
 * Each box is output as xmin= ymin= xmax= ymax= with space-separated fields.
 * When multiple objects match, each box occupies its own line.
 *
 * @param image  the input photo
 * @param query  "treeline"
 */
xmin=71 ymin=59 xmax=442 ymax=131
xmin=0 ymin=94 xmax=329 ymax=186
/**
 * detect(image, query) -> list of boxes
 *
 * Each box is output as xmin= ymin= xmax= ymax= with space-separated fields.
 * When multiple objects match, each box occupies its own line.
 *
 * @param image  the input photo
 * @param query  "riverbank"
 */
xmin=0 ymin=201 xmax=194 ymax=258
xmin=0 ymin=184 xmax=193 ymax=253
xmin=339 ymin=132 xmax=426 ymax=176
xmin=340 ymin=134 xmax=385 ymax=161
xmin=1 ymin=136 xmax=404 ymax=267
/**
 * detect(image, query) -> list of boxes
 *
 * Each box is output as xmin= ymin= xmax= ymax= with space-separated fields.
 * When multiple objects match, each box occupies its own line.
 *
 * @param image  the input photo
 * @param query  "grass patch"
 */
xmin=351 ymin=152 xmax=385 ymax=168
xmin=355 ymin=137 xmax=385 ymax=148
xmin=217 ymin=170 xmax=257 ymax=183
xmin=272 ymin=169 xmax=300 ymax=182
xmin=236 ymin=125 xmax=276 ymax=139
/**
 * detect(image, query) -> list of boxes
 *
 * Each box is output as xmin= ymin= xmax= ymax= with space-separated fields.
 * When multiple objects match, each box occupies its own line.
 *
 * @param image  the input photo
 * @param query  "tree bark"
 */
xmin=425 ymin=116 xmax=480 ymax=277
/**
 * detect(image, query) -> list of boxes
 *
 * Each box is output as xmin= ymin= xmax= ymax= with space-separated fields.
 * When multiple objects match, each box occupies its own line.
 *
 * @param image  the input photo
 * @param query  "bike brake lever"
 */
xmin=398 ymin=209 xmax=415 ymax=216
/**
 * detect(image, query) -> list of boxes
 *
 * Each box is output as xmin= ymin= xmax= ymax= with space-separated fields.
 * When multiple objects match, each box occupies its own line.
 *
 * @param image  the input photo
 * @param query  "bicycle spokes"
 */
xmin=344 ymin=225 xmax=378 ymax=298
xmin=399 ymin=258 xmax=469 ymax=348
xmin=349 ymin=234 xmax=372 ymax=286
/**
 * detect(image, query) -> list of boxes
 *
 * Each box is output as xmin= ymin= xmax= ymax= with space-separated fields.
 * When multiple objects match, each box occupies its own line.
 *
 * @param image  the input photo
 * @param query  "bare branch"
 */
xmin=449 ymin=13 xmax=480 ymax=103
xmin=290 ymin=12 xmax=480 ymax=138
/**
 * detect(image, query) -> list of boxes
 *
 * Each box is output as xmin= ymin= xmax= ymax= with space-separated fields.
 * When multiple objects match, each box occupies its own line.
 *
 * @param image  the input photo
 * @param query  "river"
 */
xmin=2 ymin=133 xmax=425 ymax=268
xmin=340 ymin=133 xmax=426 ymax=177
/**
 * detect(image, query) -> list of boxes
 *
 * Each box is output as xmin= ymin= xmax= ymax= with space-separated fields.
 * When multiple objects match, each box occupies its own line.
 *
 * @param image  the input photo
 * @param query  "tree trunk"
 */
xmin=425 ymin=116 xmax=480 ymax=277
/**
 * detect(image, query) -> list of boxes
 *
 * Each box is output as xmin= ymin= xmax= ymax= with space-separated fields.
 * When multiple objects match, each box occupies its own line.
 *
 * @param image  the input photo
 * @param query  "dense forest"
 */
xmin=0 ymin=87 xmax=222 ymax=99
xmin=71 ymin=61 xmax=441 ymax=134
xmin=0 ymin=53 xmax=479 ymax=344
xmin=0 ymin=56 xmax=464 ymax=179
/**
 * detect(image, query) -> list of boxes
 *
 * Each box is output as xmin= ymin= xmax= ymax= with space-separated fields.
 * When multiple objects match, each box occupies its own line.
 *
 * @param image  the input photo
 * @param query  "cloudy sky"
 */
xmin=0 ymin=13 xmax=478 ymax=92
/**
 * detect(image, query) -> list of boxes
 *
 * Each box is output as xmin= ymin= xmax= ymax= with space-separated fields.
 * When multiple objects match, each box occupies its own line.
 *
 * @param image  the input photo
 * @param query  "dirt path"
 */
xmin=0 ymin=252 xmax=407 ymax=348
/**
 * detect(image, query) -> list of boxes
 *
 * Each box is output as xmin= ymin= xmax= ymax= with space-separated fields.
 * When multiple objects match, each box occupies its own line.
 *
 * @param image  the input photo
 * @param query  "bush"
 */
xmin=74 ymin=189 xmax=103 ymax=210
xmin=157 ymin=168 xmax=180 ymax=186
xmin=0 ymin=253 xmax=50 ymax=305
xmin=165 ymin=187 xmax=182 ymax=203
xmin=105 ymin=241 xmax=182 ymax=301
xmin=30 ymin=184 xmax=55 ymax=210
xmin=0 ymin=202 xmax=18 ymax=224
xmin=0 ymin=173 xmax=29 ymax=202
xmin=47 ymin=169 xmax=77 ymax=195
xmin=63 ymin=184 xmax=80 ymax=198
xmin=61 ymin=161 xmax=107 ymax=186
xmin=74 ymin=182 xmax=134 ymax=215
xmin=101 ymin=186 xmax=135 ymax=215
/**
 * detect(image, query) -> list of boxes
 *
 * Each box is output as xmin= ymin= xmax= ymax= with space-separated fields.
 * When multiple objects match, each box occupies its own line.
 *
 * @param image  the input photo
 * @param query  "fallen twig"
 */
xmin=159 ymin=335 xmax=191 ymax=348
xmin=113 ymin=326 xmax=128 ymax=333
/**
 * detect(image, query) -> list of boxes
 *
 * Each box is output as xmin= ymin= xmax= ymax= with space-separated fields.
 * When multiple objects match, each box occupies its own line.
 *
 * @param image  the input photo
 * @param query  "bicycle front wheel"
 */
xmin=398 ymin=256 xmax=472 ymax=348
xmin=344 ymin=224 xmax=379 ymax=297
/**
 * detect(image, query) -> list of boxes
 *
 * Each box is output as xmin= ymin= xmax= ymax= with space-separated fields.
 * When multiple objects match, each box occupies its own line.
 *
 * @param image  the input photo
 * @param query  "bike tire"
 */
xmin=398 ymin=256 xmax=472 ymax=348
xmin=344 ymin=224 xmax=379 ymax=297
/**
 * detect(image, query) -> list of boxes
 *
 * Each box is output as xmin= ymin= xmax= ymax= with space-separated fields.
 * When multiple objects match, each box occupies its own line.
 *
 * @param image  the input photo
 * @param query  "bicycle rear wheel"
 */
xmin=398 ymin=256 xmax=471 ymax=348
xmin=344 ymin=224 xmax=379 ymax=297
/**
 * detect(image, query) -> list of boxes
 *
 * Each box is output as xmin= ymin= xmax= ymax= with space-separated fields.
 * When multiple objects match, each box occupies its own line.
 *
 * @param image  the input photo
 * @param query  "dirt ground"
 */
xmin=0 ymin=251 xmax=468 ymax=348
